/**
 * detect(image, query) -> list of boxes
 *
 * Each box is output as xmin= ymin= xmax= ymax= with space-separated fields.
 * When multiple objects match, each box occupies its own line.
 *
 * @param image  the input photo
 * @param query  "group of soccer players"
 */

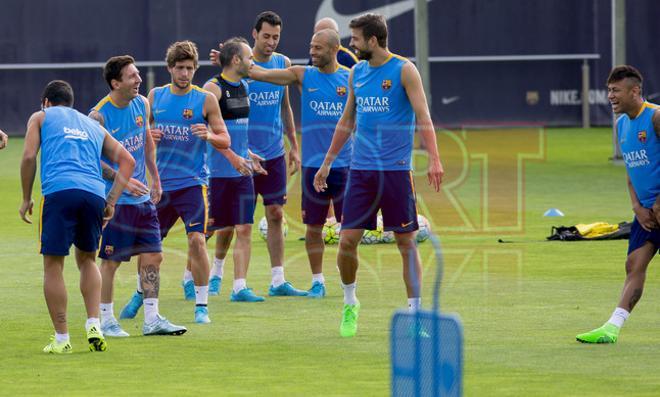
xmin=19 ymin=11 xmax=443 ymax=354
xmin=14 ymin=9 xmax=657 ymax=355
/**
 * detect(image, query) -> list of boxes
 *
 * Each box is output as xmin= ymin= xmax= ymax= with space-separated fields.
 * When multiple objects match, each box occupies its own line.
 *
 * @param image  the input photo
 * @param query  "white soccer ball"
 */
xmin=416 ymin=214 xmax=431 ymax=243
xmin=322 ymin=217 xmax=341 ymax=244
xmin=258 ymin=216 xmax=288 ymax=241
xmin=377 ymin=215 xmax=395 ymax=243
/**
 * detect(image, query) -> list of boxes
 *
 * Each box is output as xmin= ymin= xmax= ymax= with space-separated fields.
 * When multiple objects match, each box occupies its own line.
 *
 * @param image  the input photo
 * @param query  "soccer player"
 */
xmin=202 ymin=37 xmax=265 ymax=302
xmin=147 ymin=41 xmax=230 ymax=324
xmin=90 ymin=55 xmax=186 ymax=337
xmin=308 ymin=18 xmax=358 ymax=69
xmin=313 ymin=14 xmax=444 ymax=337
xmin=0 ymin=129 xmax=7 ymax=149
xmin=20 ymin=80 xmax=135 ymax=353
xmin=249 ymin=28 xmax=353 ymax=298
xmin=212 ymin=11 xmax=306 ymax=296
xmin=576 ymin=66 xmax=660 ymax=344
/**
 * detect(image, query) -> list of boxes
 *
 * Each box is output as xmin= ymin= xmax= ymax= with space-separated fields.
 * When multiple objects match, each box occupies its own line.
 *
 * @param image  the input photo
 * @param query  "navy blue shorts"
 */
xmin=301 ymin=166 xmax=348 ymax=225
xmin=99 ymin=201 xmax=162 ymax=262
xmin=341 ymin=170 xmax=418 ymax=233
xmin=40 ymin=189 xmax=105 ymax=256
xmin=628 ymin=218 xmax=660 ymax=255
xmin=253 ymin=155 xmax=287 ymax=206
xmin=156 ymin=185 xmax=208 ymax=238
xmin=208 ymin=176 xmax=256 ymax=229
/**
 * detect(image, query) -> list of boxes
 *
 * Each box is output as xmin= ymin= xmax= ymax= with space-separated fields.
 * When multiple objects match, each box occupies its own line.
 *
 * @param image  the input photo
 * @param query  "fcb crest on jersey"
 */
xmin=104 ymin=245 xmax=114 ymax=256
xmin=183 ymin=108 xmax=193 ymax=120
xmin=135 ymin=115 xmax=144 ymax=128
xmin=638 ymin=130 xmax=647 ymax=144
xmin=381 ymin=80 xmax=392 ymax=90
xmin=336 ymin=86 xmax=347 ymax=96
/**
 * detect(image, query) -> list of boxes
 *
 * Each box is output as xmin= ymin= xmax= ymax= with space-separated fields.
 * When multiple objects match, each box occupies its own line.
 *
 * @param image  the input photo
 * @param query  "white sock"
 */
xmin=100 ymin=303 xmax=114 ymax=322
xmin=408 ymin=298 xmax=421 ymax=312
xmin=212 ymin=258 xmax=225 ymax=278
xmin=607 ymin=307 xmax=630 ymax=328
xmin=342 ymin=282 xmax=358 ymax=305
xmin=144 ymin=298 xmax=159 ymax=324
xmin=183 ymin=269 xmax=193 ymax=283
xmin=55 ymin=332 xmax=70 ymax=344
xmin=136 ymin=273 xmax=143 ymax=293
xmin=85 ymin=317 xmax=101 ymax=331
xmin=195 ymin=285 xmax=209 ymax=305
xmin=271 ymin=266 xmax=285 ymax=287
xmin=312 ymin=273 xmax=325 ymax=285
xmin=233 ymin=278 xmax=247 ymax=293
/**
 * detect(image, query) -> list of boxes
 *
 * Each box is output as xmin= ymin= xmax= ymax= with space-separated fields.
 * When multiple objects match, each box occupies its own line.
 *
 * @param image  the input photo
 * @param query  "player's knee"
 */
xmin=625 ymin=256 xmax=645 ymax=276
xmin=339 ymin=234 xmax=360 ymax=251
xmin=188 ymin=232 xmax=207 ymax=251
xmin=306 ymin=224 xmax=323 ymax=237
xmin=266 ymin=206 xmax=283 ymax=223
xmin=140 ymin=252 xmax=163 ymax=267
xmin=235 ymin=225 xmax=252 ymax=240
xmin=394 ymin=232 xmax=417 ymax=251
xmin=100 ymin=260 xmax=120 ymax=273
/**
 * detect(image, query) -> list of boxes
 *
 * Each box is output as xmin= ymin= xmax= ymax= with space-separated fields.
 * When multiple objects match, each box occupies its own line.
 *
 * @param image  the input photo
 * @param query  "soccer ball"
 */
xmin=322 ymin=217 xmax=341 ymax=244
xmin=258 ymin=216 xmax=288 ymax=241
xmin=416 ymin=214 xmax=431 ymax=243
xmin=378 ymin=215 xmax=395 ymax=244
xmin=361 ymin=228 xmax=382 ymax=245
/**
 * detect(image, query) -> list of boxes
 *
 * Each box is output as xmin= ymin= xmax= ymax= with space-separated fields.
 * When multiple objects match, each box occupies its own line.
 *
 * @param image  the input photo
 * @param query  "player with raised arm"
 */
xmin=90 ymin=55 xmax=186 ymax=337
xmin=144 ymin=41 xmax=230 ymax=324
xmin=313 ymin=14 xmax=444 ymax=337
xmin=576 ymin=66 xmax=660 ymax=344
xmin=249 ymin=28 xmax=352 ymax=298
xmin=20 ymin=80 xmax=135 ymax=353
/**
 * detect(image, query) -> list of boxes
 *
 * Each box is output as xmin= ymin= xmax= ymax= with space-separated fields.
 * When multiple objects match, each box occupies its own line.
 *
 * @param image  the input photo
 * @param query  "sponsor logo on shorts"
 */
xmin=401 ymin=221 xmax=414 ymax=228
xmin=182 ymin=108 xmax=193 ymax=120
xmin=188 ymin=222 xmax=202 ymax=227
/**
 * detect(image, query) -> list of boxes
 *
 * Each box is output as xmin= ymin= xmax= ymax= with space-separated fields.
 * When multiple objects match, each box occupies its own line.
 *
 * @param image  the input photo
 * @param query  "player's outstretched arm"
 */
xmin=0 ymin=129 xmax=8 ymax=150
xmin=199 ymin=92 xmax=230 ymax=150
xmin=401 ymin=61 xmax=444 ymax=192
xmin=314 ymin=69 xmax=356 ymax=193
xmin=19 ymin=112 xmax=44 ymax=223
xmin=248 ymin=64 xmax=305 ymax=86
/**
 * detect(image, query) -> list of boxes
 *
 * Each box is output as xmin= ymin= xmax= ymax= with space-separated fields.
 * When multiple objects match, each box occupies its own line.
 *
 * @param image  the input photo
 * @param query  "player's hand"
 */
xmin=191 ymin=123 xmax=209 ymax=141
xmin=209 ymin=44 xmax=223 ymax=67
xmin=126 ymin=178 xmax=150 ymax=197
xmin=288 ymin=148 xmax=301 ymax=176
xmin=0 ymin=130 xmax=7 ymax=150
xmin=652 ymin=201 xmax=660 ymax=227
xmin=150 ymin=180 xmax=162 ymax=205
xmin=427 ymin=158 xmax=444 ymax=192
xmin=19 ymin=199 xmax=34 ymax=224
xmin=149 ymin=128 xmax=164 ymax=144
xmin=248 ymin=151 xmax=268 ymax=175
xmin=230 ymin=154 xmax=253 ymax=176
xmin=633 ymin=205 xmax=658 ymax=231
xmin=313 ymin=164 xmax=330 ymax=192
xmin=103 ymin=204 xmax=115 ymax=229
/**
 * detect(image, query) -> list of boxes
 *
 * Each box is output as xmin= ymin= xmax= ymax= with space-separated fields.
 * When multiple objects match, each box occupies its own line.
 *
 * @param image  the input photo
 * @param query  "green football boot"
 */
xmin=339 ymin=301 xmax=360 ymax=338
xmin=43 ymin=336 xmax=73 ymax=354
xmin=576 ymin=323 xmax=620 ymax=344
xmin=86 ymin=325 xmax=108 ymax=352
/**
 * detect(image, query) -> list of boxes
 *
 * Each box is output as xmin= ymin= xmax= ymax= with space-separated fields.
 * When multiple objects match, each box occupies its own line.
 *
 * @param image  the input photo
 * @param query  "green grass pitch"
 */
xmin=1 ymin=128 xmax=659 ymax=396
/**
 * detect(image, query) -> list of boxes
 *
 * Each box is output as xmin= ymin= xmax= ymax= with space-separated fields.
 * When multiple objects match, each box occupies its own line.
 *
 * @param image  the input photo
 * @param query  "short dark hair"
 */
xmin=607 ymin=65 xmax=643 ymax=87
xmin=42 ymin=80 xmax=74 ymax=107
xmin=219 ymin=37 xmax=250 ymax=68
xmin=349 ymin=13 xmax=388 ymax=48
xmin=254 ymin=11 xmax=282 ymax=32
xmin=103 ymin=55 xmax=136 ymax=89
